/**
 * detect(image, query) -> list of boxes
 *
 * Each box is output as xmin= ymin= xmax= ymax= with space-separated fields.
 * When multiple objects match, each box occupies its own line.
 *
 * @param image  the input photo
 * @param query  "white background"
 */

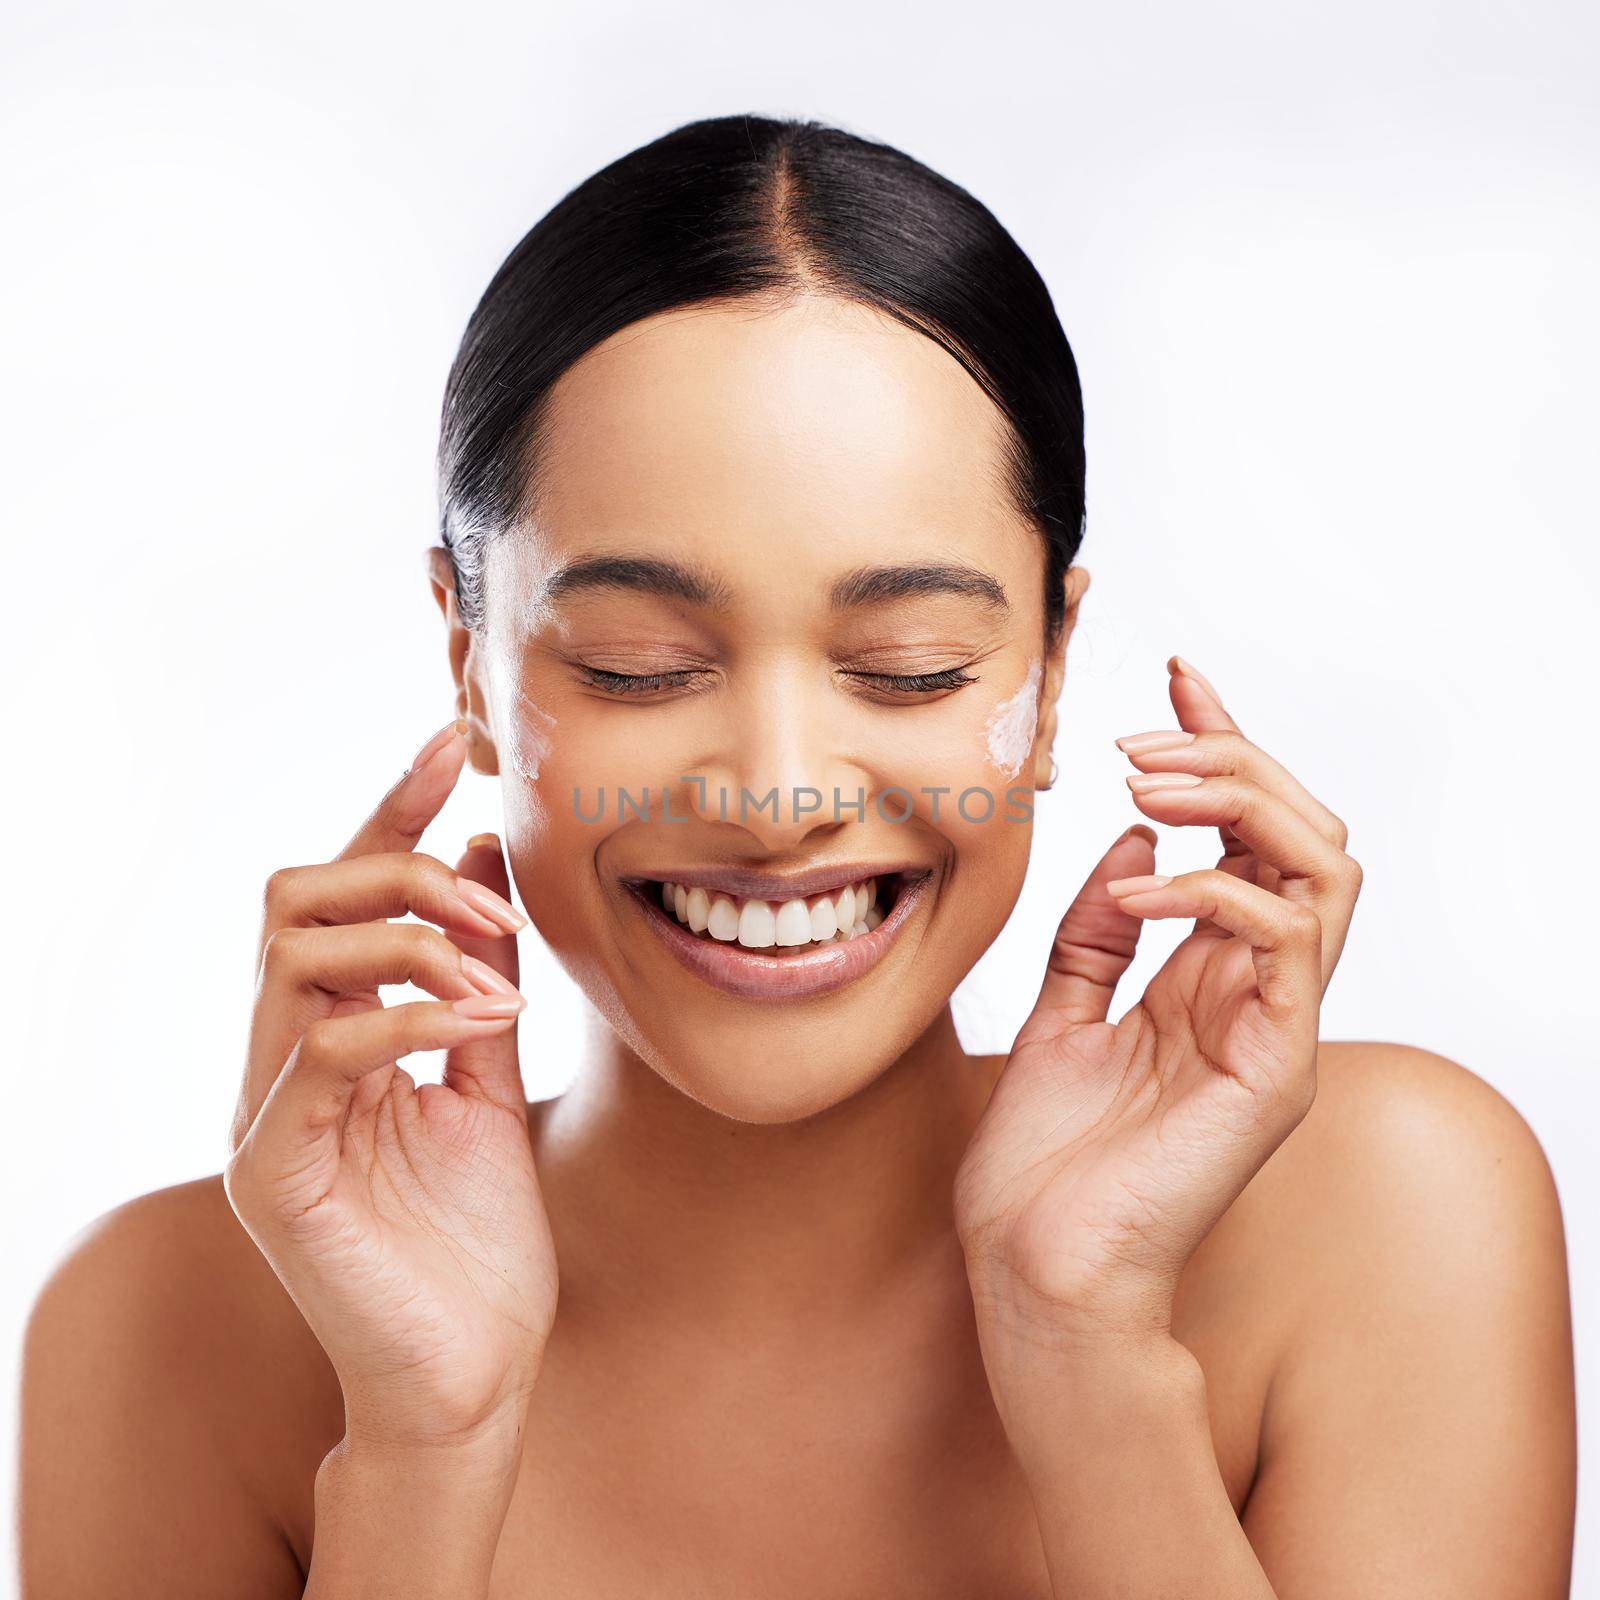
xmin=2 ymin=0 xmax=1595 ymax=1588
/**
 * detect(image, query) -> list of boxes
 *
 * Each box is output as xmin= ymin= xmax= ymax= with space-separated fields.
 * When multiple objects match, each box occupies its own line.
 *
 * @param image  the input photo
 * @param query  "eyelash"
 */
xmin=578 ymin=667 xmax=706 ymax=696
xmin=576 ymin=666 xmax=978 ymax=698
xmin=843 ymin=667 xmax=977 ymax=695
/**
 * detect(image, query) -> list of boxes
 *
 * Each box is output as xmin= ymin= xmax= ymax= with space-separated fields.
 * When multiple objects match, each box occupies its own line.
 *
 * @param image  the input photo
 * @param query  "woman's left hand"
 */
xmin=954 ymin=656 xmax=1363 ymax=1349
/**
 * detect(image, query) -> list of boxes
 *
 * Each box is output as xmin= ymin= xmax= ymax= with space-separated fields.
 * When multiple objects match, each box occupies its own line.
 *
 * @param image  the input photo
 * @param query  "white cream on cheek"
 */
xmin=481 ymin=534 xmax=560 ymax=783
xmin=984 ymin=655 xmax=1042 ymax=781
xmin=505 ymin=691 xmax=557 ymax=780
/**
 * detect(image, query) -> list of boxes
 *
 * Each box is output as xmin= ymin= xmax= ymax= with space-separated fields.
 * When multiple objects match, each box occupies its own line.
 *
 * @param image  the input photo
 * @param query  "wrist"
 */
xmin=966 ymin=1256 xmax=1179 ymax=1358
xmin=309 ymin=1435 xmax=521 ymax=1599
xmin=334 ymin=1407 xmax=529 ymax=1482
xmin=976 ymin=1319 xmax=1208 ymax=1478
xmin=339 ymin=1380 xmax=538 ymax=1464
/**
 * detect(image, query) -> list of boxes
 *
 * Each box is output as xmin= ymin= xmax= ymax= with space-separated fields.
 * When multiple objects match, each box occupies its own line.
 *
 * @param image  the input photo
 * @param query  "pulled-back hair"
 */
xmin=437 ymin=113 xmax=1086 ymax=641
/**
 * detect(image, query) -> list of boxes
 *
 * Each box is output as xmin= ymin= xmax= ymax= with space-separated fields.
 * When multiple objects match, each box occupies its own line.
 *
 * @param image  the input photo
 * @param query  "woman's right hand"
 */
xmin=224 ymin=719 xmax=559 ymax=1456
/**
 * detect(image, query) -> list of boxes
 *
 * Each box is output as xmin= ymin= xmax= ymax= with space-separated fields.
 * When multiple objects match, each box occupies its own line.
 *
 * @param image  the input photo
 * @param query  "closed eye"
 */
xmin=577 ymin=666 xmax=711 ymax=697
xmin=575 ymin=665 xmax=978 ymax=699
xmin=842 ymin=667 xmax=977 ymax=696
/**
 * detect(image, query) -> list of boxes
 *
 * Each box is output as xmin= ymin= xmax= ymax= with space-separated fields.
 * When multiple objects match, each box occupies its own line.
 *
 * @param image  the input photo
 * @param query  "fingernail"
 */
xmin=452 ymin=992 xmax=525 ymax=1019
xmin=461 ymin=954 xmax=520 ymax=997
xmin=1168 ymin=656 xmax=1223 ymax=703
xmin=408 ymin=718 xmax=468 ymax=775
xmin=456 ymin=877 xmax=528 ymax=931
xmin=466 ymin=832 xmax=501 ymax=853
xmin=1127 ymin=771 xmax=1204 ymax=792
xmin=1119 ymin=823 xmax=1159 ymax=846
xmin=1107 ymin=873 xmax=1173 ymax=896
xmin=1115 ymin=730 xmax=1196 ymax=753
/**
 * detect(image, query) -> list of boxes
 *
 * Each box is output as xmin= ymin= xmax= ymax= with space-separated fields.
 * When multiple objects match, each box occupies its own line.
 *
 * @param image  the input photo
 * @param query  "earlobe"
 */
xmin=1032 ymin=565 xmax=1089 ymax=790
xmin=426 ymin=545 xmax=456 ymax=619
xmin=427 ymin=545 xmax=501 ymax=777
xmin=462 ymin=634 xmax=501 ymax=777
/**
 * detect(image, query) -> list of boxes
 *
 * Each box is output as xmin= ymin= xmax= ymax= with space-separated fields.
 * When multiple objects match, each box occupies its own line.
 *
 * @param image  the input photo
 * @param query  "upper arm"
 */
xmin=18 ymin=1180 xmax=307 ymax=1600
xmin=1241 ymin=1044 xmax=1576 ymax=1596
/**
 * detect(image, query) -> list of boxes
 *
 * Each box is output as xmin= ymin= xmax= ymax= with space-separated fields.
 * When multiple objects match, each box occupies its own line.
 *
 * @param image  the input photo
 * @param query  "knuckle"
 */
xmin=1221 ymin=772 xmax=1262 ymax=814
xmin=376 ymin=851 xmax=452 ymax=911
xmin=1202 ymin=729 xmax=1251 ymax=764
xmin=409 ymin=852 xmax=459 ymax=898
xmin=1286 ymin=902 xmax=1322 ymax=943
xmin=259 ymin=925 xmax=308 ymax=978
xmin=297 ymin=1018 xmax=341 ymax=1071
xmin=1342 ymin=854 xmax=1364 ymax=893
xmin=1326 ymin=811 xmax=1350 ymax=849
xmin=396 ymin=922 xmax=459 ymax=982
xmin=261 ymin=865 xmax=303 ymax=917
xmin=394 ymin=1005 xmax=434 ymax=1056
xmin=397 ymin=920 xmax=447 ymax=962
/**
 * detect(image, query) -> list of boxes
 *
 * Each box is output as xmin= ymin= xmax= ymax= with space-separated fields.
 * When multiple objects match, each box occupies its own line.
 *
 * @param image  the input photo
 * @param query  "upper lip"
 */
xmin=623 ymin=863 xmax=927 ymax=903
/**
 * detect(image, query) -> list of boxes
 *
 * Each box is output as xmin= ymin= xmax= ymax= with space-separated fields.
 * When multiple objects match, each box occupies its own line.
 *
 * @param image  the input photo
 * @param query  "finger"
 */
xmin=1116 ymin=726 xmax=1348 ymax=853
xmin=1168 ymin=655 xmax=1237 ymax=737
xmin=243 ymin=995 xmax=527 ymax=1174
xmin=337 ymin=719 xmax=470 ymax=862
xmin=1104 ymin=866 xmax=1323 ymax=1036
xmin=1122 ymin=773 xmax=1361 ymax=987
xmin=257 ymin=850 xmax=526 ymax=965
xmin=1027 ymin=824 xmax=1157 ymax=1029
xmin=1165 ymin=657 xmax=1255 ymax=928
xmin=440 ymin=833 xmax=527 ymax=1115
xmin=239 ymin=920 xmax=522 ymax=1144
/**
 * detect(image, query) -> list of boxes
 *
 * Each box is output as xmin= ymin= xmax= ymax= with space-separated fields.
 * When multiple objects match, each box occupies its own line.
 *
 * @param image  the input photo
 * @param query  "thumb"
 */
xmin=1029 ymin=824 xmax=1158 ymax=1029
xmin=442 ymin=832 xmax=527 ymax=1114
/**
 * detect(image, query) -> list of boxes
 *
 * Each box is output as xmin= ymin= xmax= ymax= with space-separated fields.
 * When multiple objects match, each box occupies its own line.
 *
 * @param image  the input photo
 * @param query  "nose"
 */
xmin=685 ymin=665 xmax=864 ymax=852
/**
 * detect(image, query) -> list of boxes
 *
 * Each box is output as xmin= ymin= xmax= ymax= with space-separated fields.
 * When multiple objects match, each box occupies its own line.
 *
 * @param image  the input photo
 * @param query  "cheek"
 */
xmin=503 ymin=690 xmax=556 ymax=781
xmin=859 ymin=664 xmax=1041 ymax=820
xmin=496 ymin=696 xmax=667 ymax=904
xmin=495 ymin=669 xmax=1040 ymax=886
xmin=981 ymin=655 xmax=1042 ymax=781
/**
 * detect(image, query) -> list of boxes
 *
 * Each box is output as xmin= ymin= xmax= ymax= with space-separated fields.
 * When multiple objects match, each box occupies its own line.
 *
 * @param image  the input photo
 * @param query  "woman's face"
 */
xmin=446 ymin=292 xmax=1084 ymax=1123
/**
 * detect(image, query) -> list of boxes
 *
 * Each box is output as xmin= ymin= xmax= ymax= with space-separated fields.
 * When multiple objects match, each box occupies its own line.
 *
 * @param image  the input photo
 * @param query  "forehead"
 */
xmin=514 ymin=294 xmax=1038 ymax=596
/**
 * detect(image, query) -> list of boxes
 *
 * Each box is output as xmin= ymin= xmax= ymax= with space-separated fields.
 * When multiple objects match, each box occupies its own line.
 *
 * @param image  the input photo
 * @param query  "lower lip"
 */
xmin=622 ymin=874 xmax=931 ymax=1001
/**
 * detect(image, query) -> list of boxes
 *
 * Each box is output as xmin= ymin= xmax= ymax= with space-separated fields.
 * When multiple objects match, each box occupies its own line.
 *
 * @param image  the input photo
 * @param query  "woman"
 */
xmin=18 ymin=114 xmax=1576 ymax=1597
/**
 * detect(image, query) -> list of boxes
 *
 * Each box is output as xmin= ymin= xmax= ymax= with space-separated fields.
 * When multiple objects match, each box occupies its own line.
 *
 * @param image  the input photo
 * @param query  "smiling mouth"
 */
xmin=619 ymin=869 xmax=931 ymax=1000
xmin=640 ymin=871 xmax=898 ymax=948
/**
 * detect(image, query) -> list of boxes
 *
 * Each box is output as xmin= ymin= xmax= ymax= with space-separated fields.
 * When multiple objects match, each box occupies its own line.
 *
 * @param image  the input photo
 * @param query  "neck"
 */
xmin=531 ymin=1005 xmax=994 ymax=1333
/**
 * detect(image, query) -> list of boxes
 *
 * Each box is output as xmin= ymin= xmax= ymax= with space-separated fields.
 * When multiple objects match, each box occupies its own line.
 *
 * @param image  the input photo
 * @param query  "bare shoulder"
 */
xmin=1239 ymin=1038 xmax=1567 ymax=1254
xmin=19 ymin=1176 xmax=336 ymax=1597
xmin=24 ymin=1172 xmax=334 ymax=1409
xmin=1196 ymin=1038 xmax=1572 ymax=1346
xmin=1219 ymin=1042 xmax=1576 ymax=1591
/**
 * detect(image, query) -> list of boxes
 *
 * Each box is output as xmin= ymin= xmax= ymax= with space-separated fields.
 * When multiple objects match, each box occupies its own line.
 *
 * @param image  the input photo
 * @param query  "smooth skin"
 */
xmin=18 ymin=294 xmax=1576 ymax=1597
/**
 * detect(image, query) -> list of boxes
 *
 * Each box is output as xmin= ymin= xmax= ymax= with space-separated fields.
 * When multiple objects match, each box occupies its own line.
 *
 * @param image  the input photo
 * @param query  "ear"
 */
xmin=1031 ymin=565 xmax=1091 ymax=791
xmin=426 ymin=546 xmax=500 ymax=776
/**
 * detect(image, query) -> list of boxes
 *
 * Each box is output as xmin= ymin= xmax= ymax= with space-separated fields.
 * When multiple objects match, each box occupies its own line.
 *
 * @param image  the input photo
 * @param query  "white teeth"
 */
xmin=652 ymin=875 xmax=896 ymax=951
xmin=737 ymin=900 xmax=777 ymax=948
xmin=686 ymin=886 xmax=710 ymax=933
xmin=774 ymin=899 xmax=812 ymax=946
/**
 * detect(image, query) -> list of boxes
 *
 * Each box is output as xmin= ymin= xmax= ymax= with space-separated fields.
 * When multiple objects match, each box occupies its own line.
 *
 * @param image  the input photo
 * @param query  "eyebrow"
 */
xmin=541 ymin=555 xmax=735 ymax=611
xmin=538 ymin=553 xmax=1009 ymax=615
xmin=829 ymin=563 xmax=1010 ymax=613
